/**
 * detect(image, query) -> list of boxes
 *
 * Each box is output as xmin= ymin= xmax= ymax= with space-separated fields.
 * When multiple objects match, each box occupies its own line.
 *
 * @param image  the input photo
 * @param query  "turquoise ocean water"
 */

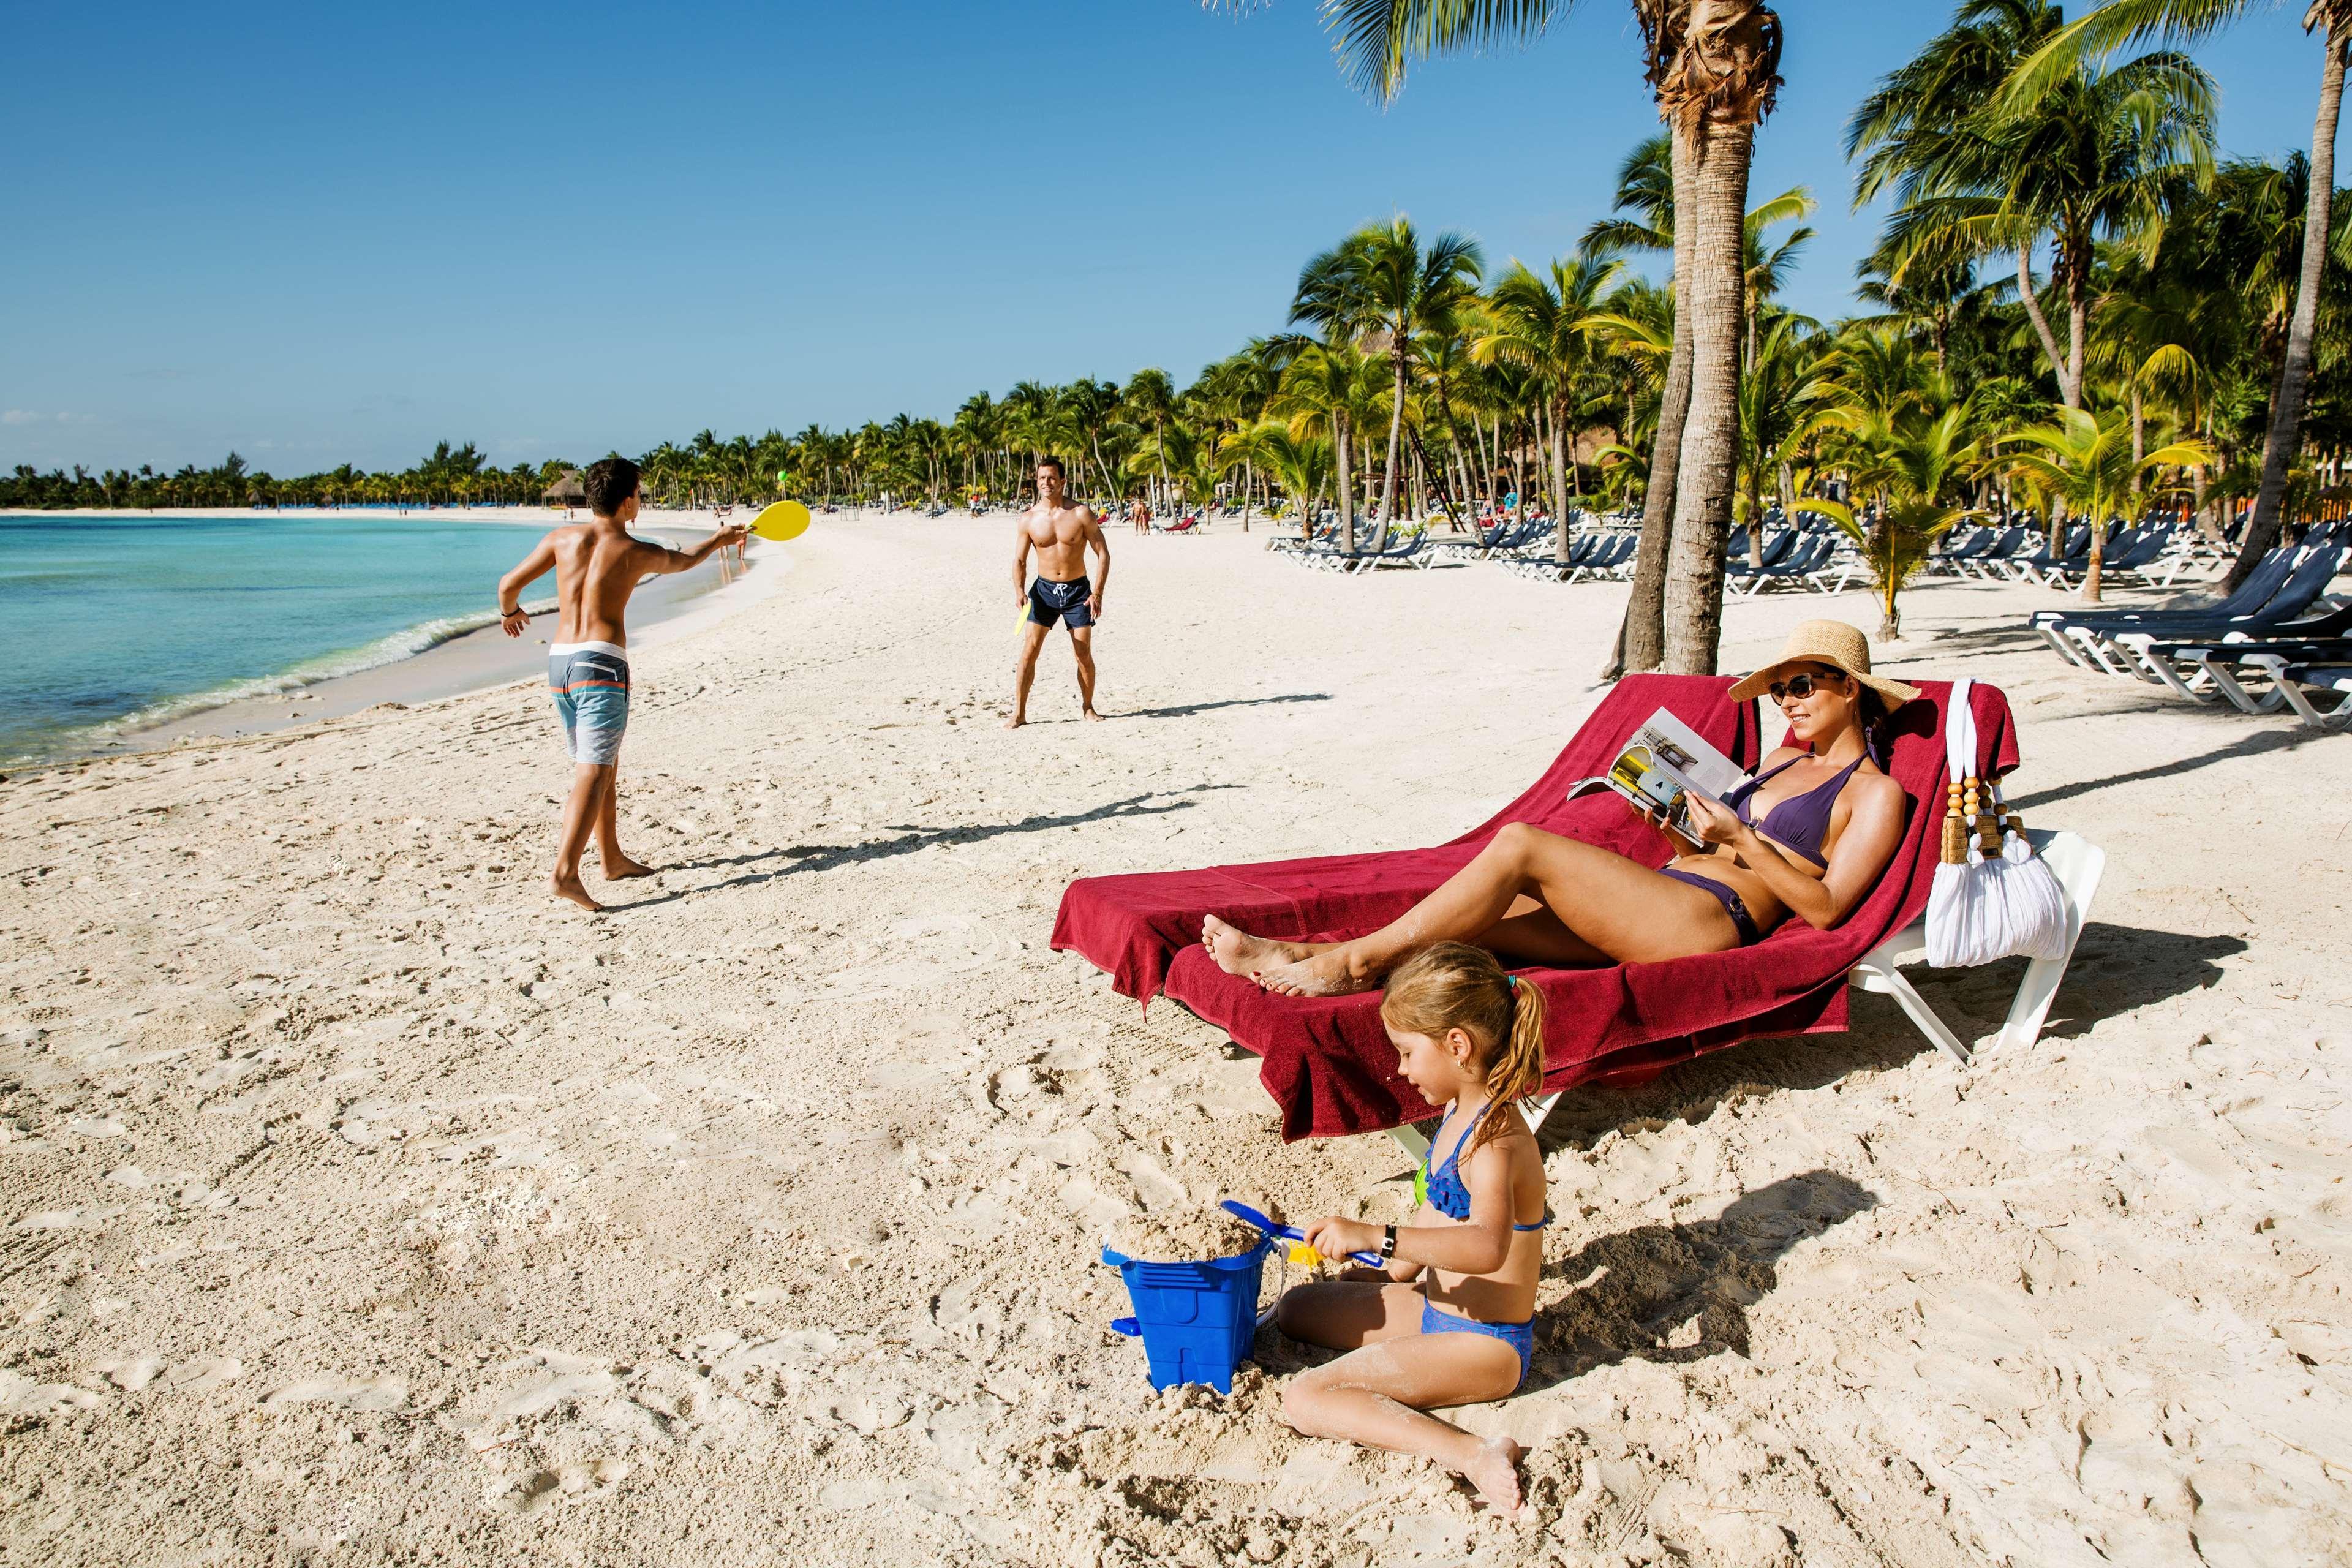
xmin=0 ymin=511 xmax=557 ymax=766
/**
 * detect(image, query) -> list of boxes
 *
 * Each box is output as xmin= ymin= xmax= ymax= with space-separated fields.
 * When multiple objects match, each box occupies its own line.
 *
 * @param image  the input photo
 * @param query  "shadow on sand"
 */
xmin=1524 ymin=1169 xmax=1877 ymax=1387
xmin=1123 ymin=693 xmax=1333 ymax=720
xmin=2003 ymin=722 xmax=2331 ymax=813
xmin=619 ymin=785 xmax=1243 ymax=910
xmin=1524 ymin=920 xmax=2241 ymax=1157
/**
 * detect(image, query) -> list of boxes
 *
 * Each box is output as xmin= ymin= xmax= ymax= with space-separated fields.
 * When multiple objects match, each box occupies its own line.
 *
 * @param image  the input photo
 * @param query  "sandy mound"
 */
xmin=1104 ymin=1206 xmax=1266 ymax=1263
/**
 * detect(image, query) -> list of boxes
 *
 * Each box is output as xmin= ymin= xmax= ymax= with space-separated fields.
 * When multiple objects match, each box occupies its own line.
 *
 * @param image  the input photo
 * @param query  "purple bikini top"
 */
xmin=1721 ymin=754 xmax=1863 ymax=867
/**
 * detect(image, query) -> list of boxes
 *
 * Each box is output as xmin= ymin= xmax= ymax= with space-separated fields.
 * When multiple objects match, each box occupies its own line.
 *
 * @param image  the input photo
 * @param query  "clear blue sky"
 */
xmin=1 ymin=0 xmax=2323 ymax=473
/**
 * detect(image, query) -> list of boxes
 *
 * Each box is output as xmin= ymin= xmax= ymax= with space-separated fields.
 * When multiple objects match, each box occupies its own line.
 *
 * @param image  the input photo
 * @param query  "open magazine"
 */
xmin=1569 ymin=708 xmax=1752 ymax=846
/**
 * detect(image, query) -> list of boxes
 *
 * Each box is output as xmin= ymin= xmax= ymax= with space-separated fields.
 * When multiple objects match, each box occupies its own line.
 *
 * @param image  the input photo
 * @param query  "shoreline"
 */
xmin=4 ymin=506 xmax=807 ymax=772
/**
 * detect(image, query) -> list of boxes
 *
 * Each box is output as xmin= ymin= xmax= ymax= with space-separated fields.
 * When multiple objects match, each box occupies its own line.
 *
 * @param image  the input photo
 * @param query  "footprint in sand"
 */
xmin=484 ymin=1458 xmax=631 ymax=1517
xmin=265 ymin=1373 xmax=409 ymax=1412
xmin=816 ymin=1387 xmax=911 ymax=1436
xmin=0 ymin=1371 xmax=103 ymax=1417
xmin=163 ymin=1355 xmax=243 ymax=1395
xmin=90 ymin=1354 xmax=165 ymax=1391
xmin=1115 ymin=1148 xmax=1189 ymax=1212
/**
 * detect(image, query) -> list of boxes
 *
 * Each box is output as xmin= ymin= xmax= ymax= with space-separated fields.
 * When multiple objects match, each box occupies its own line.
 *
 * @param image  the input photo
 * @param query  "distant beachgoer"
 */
xmin=1008 ymin=456 xmax=1109 ymax=728
xmin=1131 ymin=498 xmax=1151 ymax=536
xmin=496 ymin=455 xmax=747 ymax=910
xmin=1274 ymin=943 xmax=1547 ymax=1513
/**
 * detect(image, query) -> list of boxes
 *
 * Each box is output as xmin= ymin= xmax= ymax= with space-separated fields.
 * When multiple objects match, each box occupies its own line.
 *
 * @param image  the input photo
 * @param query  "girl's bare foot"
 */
xmin=601 ymin=854 xmax=658 ymax=879
xmin=551 ymin=873 xmax=603 ymax=912
xmin=1461 ymin=1435 xmax=1525 ymax=1514
xmin=1257 ymin=949 xmax=1377 ymax=997
xmin=1202 ymin=914 xmax=1313 ymax=978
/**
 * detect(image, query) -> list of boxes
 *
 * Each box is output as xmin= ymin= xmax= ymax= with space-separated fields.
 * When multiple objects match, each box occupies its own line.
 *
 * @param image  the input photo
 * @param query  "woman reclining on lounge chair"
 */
xmin=1204 ymin=620 xmax=1917 ymax=995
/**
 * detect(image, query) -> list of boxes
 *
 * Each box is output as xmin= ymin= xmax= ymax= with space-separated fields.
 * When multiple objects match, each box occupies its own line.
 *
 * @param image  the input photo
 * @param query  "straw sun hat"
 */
xmin=1727 ymin=619 xmax=1923 ymax=710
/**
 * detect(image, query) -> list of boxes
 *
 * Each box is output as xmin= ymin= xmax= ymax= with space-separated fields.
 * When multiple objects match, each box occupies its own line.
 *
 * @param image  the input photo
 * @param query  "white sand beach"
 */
xmin=3 ymin=515 xmax=2348 ymax=1566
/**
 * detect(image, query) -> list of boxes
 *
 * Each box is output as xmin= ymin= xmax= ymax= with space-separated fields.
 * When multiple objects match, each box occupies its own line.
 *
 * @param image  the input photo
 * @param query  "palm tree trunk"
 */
xmin=2230 ymin=20 xmax=2346 ymax=592
xmin=1335 ymin=415 xmax=1356 ymax=554
xmin=1662 ymin=119 xmax=1752 ymax=676
xmin=1551 ymin=401 xmax=1572 ymax=566
xmin=1612 ymin=129 xmax=1697 ymax=681
xmin=2064 ymin=248 xmax=2089 ymax=413
xmin=2016 ymin=246 xmax=2077 ymax=409
xmin=2129 ymin=384 xmax=2144 ymax=500
xmin=1380 ymin=345 xmax=1408 ymax=529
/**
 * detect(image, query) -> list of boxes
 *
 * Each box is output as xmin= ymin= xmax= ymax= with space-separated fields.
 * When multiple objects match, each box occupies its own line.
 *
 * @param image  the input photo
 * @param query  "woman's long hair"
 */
xmin=1379 ymin=942 xmax=1548 ymax=1155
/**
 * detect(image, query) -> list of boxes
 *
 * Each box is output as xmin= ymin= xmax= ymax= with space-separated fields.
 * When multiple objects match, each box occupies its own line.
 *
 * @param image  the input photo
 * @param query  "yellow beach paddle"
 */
xmin=750 ymin=500 xmax=812 ymax=542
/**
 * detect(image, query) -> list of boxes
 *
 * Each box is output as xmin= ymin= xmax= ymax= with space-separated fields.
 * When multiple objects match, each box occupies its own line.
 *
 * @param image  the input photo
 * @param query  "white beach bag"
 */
xmin=1924 ymin=679 xmax=2070 ymax=968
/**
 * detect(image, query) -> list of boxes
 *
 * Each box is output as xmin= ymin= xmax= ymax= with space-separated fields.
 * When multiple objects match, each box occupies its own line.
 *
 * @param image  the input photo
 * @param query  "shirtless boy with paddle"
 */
xmin=496 ymin=455 xmax=746 ymax=910
xmin=1008 ymin=456 xmax=1110 ymax=728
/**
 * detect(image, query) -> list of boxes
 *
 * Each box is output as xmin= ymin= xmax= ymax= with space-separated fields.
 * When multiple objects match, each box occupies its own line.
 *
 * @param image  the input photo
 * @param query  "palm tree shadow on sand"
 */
xmin=617 ymin=786 xmax=1242 ymax=910
xmin=1521 ymin=1169 xmax=1875 ymax=1391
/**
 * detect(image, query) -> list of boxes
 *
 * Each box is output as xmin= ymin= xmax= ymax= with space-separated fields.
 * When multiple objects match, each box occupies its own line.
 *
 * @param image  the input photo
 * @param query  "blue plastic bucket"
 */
xmin=1101 ymin=1237 xmax=1272 ymax=1393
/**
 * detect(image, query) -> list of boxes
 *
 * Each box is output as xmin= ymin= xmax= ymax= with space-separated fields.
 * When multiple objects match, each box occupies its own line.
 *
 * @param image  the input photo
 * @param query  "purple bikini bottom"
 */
xmin=1659 ymin=868 xmax=1762 ymax=946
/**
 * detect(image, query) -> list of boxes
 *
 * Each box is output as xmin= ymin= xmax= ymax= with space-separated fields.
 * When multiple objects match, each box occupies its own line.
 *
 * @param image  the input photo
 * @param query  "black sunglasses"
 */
xmin=1768 ymin=670 xmax=1849 ymax=703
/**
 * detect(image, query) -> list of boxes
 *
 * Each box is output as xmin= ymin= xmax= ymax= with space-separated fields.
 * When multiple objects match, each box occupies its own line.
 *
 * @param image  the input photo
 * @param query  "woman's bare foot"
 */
xmin=1202 ymin=914 xmax=1314 ymax=978
xmin=1003 ymin=713 xmax=1026 ymax=730
xmin=600 ymin=854 xmax=658 ymax=880
xmin=1257 ymin=948 xmax=1378 ymax=998
xmin=1460 ymin=1435 xmax=1525 ymax=1514
xmin=551 ymin=873 xmax=603 ymax=912
xmin=1083 ymin=707 xmax=1107 ymax=722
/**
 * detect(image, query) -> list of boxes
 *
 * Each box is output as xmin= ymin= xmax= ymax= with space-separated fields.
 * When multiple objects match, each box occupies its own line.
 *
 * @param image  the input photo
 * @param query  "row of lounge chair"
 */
xmin=1934 ymin=519 xmax=2205 ymax=588
xmin=1272 ymin=524 xmax=1440 ymax=573
xmin=1724 ymin=530 xmax=1862 ymax=596
xmin=1275 ymin=511 xmax=1875 ymax=598
xmin=2029 ymin=522 xmax=2352 ymax=728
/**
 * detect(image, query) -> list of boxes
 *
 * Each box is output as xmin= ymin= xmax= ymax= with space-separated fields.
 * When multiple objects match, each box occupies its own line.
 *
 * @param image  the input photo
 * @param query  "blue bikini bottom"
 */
xmin=1420 ymin=1300 xmax=1533 ymax=1389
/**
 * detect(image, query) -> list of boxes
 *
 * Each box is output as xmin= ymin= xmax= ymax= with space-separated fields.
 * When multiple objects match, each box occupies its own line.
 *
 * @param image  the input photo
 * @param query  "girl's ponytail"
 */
xmin=1491 ymin=974 xmax=1548 ymax=1110
xmin=1380 ymin=941 xmax=1550 ymax=1156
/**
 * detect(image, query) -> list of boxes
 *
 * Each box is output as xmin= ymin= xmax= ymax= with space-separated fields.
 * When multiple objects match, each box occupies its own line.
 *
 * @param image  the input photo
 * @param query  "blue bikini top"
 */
xmin=1421 ymin=1099 xmax=1550 ymax=1231
xmin=1722 ymin=753 xmax=1864 ymax=868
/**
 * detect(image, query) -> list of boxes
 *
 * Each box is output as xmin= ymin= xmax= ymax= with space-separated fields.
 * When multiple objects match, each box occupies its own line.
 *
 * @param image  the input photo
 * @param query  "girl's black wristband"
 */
xmin=1379 ymin=1224 xmax=1398 ymax=1261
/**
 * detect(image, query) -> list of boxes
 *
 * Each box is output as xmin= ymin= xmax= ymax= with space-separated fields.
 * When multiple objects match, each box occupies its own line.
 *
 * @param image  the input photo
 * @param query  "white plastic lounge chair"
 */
xmin=1846 ymin=827 xmax=2104 ymax=1066
xmin=2242 ymin=658 xmax=2352 ymax=729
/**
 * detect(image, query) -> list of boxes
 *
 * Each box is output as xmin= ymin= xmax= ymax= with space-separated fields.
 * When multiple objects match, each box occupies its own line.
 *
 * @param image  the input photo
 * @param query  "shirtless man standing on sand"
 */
xmin=1008 ymin=456 xmax=1110 ymax=728
xmin=497 ymin=455 xmax=747 ymax=910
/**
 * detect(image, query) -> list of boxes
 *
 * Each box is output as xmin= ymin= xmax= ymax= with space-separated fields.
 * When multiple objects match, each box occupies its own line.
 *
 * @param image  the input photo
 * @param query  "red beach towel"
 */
xmin=1050 ymin=674 xmax=2019 ymax=1140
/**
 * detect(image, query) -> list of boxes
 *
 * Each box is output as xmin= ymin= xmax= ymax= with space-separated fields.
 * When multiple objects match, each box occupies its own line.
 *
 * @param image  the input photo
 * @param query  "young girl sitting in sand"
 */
xmin=1277 ymin=942 xmax=1551 ymax=1513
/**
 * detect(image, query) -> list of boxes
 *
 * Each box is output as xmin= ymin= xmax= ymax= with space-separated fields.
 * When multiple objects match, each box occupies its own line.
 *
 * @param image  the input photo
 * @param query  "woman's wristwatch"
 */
xmin=1379 ymin=1224 xmax=1398 ymax=1261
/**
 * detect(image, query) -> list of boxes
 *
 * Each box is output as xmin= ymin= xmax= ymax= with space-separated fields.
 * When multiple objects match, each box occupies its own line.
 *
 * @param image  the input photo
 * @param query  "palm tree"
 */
xmin=1269 ymin=339 xmax=1385 ymax=553
xmin=2001 ymin=404 xmax=2216 ymax=598
xmin=1003 ymin=381 xmax=1056 ymax=493
xmin=1741 ymin=187 xmax=1817 ymax=362
xmin=1815 ymin=397 xmax=1985 ymax=635
xmin=1215 ymin=0 xmax=1785 ymax=674
xmin=1475 ymin=253 xmax=1624 ymax=562
xmin=2004 ymin=0 xmax=2352 ymax=589
xmin=1849 ymin=0 xmax=2215 ymax=413
xmin=1736 ymin=314 xmax=1834 ymax=562
xmin=1304 ymin=218 xmax=1484 ymax=535
xmin=1123 ymin=369 xmax=1180 ymax=509
xmin=1232 ymin=421 xmax=1336 ymax=526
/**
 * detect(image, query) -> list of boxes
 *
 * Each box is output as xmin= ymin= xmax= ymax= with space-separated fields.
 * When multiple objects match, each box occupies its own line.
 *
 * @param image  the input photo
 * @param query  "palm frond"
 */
xmin=1314 ymin=0 xmax=1583 ymax=102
